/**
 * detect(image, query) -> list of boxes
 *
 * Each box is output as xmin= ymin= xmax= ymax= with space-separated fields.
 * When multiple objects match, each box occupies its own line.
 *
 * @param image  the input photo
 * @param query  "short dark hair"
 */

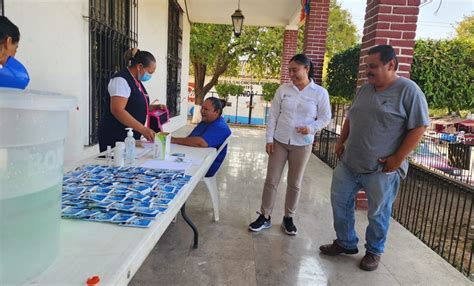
xmin=205 ymin=97 xmax=223 ymax=116
xmin=368 ymin=45 xmax=398 ymax=70
xmin=0 ymin=16 xmax=20 ymax=44
xmin=289 ymin=53 xmax=315 ymax=79
xmin=124 ymin=48 xmax=156 ymax=68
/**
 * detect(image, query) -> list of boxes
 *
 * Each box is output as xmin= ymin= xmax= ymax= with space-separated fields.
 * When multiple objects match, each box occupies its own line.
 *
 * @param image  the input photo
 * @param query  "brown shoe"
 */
xmin=319 ymin=240 xmax=359 ymax=256
xmin=360 ymin=253 xmax=381 ymax=271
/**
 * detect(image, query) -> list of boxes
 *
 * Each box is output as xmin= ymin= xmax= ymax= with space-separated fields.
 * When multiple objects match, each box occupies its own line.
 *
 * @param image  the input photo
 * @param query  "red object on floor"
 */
xmin=86 ymin=275 xmax=100 ymax=285
xmin=355 ymin=190 xmax=368 ymax=210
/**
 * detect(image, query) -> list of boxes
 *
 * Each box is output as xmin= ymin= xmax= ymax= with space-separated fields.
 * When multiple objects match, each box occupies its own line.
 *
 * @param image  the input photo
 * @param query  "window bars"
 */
xmin=166 ymin=0 xmax=183 ymax=118
xmin=88 ymin=0 xmax=138 ymax=145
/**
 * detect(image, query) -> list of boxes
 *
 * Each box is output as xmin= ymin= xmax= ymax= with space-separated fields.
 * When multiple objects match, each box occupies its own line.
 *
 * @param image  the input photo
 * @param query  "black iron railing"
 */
xmin=393 ymin=164 xmax=473 ymax=277
xmin=409 ymin=134 xmax=473 ymax=186
xmin=313 ymin=128 xmax=474 ymax=278
xmin=313 ymin=129 xmax=340 ymax=169
xmin=207 ymin=92 xmax=269 ymax=126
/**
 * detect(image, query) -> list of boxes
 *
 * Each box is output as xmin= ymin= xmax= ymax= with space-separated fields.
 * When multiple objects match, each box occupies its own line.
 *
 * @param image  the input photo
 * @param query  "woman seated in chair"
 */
xmin=171 ymin=97 xmax=231 ymax=177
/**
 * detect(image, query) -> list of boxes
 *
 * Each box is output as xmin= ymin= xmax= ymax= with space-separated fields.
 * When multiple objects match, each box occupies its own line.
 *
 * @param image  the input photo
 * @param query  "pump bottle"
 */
xmin=124 ymin=128 xmax=136 ymax=165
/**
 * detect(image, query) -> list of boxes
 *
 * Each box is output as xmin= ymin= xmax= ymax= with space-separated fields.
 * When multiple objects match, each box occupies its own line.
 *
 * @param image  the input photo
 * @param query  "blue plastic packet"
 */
xmin=0 ymin=56 xmax=30 ymax=89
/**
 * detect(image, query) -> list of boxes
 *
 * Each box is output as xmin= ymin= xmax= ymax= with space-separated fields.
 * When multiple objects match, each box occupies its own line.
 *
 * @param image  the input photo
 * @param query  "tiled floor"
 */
xmin=130 ymin=126 xmax=472 ymax=286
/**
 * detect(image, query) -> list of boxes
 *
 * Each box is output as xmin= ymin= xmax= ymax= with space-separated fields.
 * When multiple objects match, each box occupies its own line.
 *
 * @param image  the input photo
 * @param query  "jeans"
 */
xmin=330 ymin=161 xmax=400 ymax=256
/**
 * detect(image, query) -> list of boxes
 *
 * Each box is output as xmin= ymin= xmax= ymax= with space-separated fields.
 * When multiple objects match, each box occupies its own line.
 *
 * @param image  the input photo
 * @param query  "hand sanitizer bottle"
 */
xmin=124 ymin=128 xmax=136 ymax=165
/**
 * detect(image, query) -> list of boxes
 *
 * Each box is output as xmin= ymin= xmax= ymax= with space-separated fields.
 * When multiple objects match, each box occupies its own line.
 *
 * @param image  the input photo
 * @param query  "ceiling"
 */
xmin=181 ymin=0 xmax=302 ymax=27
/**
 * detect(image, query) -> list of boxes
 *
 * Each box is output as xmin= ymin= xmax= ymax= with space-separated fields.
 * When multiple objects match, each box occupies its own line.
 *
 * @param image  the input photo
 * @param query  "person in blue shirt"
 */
xmin=171 ymin=97 xmax=231 ymax=177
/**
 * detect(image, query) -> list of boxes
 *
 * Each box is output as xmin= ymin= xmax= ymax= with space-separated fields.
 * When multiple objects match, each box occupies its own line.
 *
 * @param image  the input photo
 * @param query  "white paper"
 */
xmin=140 ymin=159 xmax=192 ymax=171
xmin=135 ymin=147 xmax=152 ymax=159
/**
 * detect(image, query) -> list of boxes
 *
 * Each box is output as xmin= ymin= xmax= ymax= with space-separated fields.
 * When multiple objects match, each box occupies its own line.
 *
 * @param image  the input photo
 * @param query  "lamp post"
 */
xmin=231 ymin=0 xmax=244 ymax=37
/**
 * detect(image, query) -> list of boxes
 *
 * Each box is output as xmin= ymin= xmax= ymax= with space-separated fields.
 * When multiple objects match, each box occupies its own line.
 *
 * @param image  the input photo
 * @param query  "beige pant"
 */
xmin=261 ymin=140 xmax=312 ymax=217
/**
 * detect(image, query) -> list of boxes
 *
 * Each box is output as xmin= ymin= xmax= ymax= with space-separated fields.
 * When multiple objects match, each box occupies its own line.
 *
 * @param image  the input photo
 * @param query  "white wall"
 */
xmin=6 ymin=0 xmax=93 ymax=167
xmin=6 ymin=0 xmax=191 ymax=166
xmin=139 ymin=0 xmax=190 ymax=133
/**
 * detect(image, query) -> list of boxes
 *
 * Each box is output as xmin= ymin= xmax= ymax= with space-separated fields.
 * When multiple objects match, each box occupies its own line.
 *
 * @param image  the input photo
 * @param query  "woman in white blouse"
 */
xmin=249 ymin=54 xmax=332 ymax=235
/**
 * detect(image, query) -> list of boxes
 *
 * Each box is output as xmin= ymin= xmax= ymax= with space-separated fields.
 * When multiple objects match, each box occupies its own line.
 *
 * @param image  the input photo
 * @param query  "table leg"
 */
xmin=180 ymin=203 xmax=198 ymax=248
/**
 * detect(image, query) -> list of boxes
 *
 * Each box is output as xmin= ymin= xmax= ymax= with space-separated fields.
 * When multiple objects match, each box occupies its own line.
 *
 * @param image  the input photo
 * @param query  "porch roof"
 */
xmin=182 ymin=0 xmax=302 ymax=27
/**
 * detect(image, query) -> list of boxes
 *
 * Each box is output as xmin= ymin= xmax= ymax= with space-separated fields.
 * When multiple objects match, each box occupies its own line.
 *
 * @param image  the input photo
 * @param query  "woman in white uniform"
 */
xmin=249 ymin=54 xmax=332 ymax=235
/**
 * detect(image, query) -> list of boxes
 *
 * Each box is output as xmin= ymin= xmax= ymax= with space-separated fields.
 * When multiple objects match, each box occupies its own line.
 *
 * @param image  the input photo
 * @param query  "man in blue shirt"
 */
xmin=171 ymin=97 xmax=231 ymax=177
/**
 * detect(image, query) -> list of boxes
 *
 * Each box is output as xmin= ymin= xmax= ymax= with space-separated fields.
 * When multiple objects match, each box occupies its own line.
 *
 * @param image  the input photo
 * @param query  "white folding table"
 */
xmin=26 ymin=144 xmax=217 ymax=286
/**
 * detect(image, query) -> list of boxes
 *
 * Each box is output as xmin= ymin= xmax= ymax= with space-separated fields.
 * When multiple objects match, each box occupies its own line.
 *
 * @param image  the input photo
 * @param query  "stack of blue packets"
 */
xmin=61 ymin=165 xmax=192 ymax=228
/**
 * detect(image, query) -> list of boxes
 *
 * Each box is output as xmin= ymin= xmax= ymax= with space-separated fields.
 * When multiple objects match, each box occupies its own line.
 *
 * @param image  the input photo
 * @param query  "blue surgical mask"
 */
xmin=141 ymin=71 xmax=152 ymax=82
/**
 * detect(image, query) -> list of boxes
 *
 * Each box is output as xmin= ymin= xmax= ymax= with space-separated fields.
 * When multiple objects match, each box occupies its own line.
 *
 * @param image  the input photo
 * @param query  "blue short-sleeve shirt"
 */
xmin=189 ymin=117 xmax=231 ymax=177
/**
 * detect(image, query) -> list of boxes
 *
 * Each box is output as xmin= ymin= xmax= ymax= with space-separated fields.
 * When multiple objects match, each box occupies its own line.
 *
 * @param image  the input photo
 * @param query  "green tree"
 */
xmin=411 ymin=39 xmax=474 ymax=113
xmin=455 ymin=14 xmax=474 ymax=41
xmin=325 ymin=0 xmax=358 ymax=59
xmin=190 ymin=24 xmax=239 ymax=106
xmin=326 ymin=44 xmax=360 ymax=100
xmin=190 ymin=1 xmax=357 ymax=106
xmin=190 ymin=24 xmax=282 ymax=106
xmin=262 ymin=82 xmax=280 ymax=102
xmin=215 ymin=83 xmax=244 ymax=100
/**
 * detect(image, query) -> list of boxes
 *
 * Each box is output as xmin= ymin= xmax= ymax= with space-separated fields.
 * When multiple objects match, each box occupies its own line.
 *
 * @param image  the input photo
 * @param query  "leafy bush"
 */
xmin=215 ymin=83 xmax=245 ymax=99
xmin=326 ymin=44 xmax=360 ymax=100
xmin=330 ymin=95 xmax=351 ymax=105
xmin=326 ymin=40 xmax=473 ymax=113
xmin=262 ymin=82 xmax=280 ymax=102
xmin=411 ymin=39 xmax=474 ymax=113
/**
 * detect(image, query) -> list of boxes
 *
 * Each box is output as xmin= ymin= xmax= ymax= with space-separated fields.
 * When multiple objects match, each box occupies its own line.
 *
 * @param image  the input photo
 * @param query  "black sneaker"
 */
xmin=249 ymin=212 xmax=272 ymax=232
xmin=281 ymin=216 xmax=297 ymax=235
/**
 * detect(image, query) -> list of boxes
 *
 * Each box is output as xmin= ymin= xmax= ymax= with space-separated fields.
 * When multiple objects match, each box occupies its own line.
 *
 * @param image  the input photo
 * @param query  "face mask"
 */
xmin=141 ymin=71 xmax=152 ymax=82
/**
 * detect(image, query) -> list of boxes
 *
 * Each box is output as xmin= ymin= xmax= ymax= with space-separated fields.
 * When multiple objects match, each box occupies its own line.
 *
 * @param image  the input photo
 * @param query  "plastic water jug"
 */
xmin=0 ymin=88 xmax=76 ymax=284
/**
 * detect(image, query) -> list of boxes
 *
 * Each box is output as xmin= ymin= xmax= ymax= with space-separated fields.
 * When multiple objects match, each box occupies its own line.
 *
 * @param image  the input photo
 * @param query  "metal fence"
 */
xmin=313 ymin=128 xmax=474 ymax=278
xmin=207 ymin=92 xmax=269 ymax=125
xmin=409 ymin=134 xmax=473 ymax=186
xmin=393 ymin=164 xmax=473 ymax=277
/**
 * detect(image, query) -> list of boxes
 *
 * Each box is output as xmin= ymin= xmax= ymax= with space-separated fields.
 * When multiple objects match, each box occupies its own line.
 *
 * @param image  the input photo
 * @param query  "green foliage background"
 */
xmin=325 ymin=40 xmax=474 ymax=113
xmin=215 ymin=83 xmax=245 ymax=99
xmin=411 ymin=39 xmax=474 ymax=113
xmin=326 ymin=45 xmax=360 ymax=100
xmin=262 ymin=82 xmax=280 ymax=102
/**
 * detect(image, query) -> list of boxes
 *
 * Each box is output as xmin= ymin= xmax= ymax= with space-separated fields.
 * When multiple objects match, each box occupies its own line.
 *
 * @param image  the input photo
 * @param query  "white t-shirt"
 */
xmin=108 ymin=77 xmax=131 ymax=98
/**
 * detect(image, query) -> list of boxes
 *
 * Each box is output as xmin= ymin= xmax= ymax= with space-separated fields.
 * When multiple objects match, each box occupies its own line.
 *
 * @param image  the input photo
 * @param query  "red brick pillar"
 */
xmin=355 ymin=0 xmax=420 ymax=210
xmin=280 ymin=26 xmax=299 ymax=84
xmin=303 ymin=0 xmax=330 ymax=85
xmin=357 ymin=0 xmax=420 ymax=87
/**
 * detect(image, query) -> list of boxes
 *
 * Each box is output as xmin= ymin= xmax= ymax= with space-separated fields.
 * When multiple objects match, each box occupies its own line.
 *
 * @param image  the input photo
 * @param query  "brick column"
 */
xmin=357 ymin=0 xmax=420 ymax=88
xmin=303 ymin=0 xmax=330 ymax=85
xmin=355 ymin=0 xmax=420 ymax=210
xmin=280 ymin=26 xmax=299 ymax=84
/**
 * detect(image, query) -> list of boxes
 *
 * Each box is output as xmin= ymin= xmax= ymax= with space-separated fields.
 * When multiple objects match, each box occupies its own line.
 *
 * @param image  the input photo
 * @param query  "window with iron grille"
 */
xmin=167 ymin=0 xmax=183 ymax=117
xmin=88 ymin=0 xmax=138 ymax=145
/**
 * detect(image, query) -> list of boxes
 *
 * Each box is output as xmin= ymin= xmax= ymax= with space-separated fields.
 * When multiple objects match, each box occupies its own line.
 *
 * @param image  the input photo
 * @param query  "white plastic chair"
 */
xmin=202 ymin=136 xmax=230 ymax=222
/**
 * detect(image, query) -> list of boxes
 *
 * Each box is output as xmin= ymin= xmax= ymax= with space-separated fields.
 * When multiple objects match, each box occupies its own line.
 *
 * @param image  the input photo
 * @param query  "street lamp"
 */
xmin=231 ymin=0 xmax=244 ymax=37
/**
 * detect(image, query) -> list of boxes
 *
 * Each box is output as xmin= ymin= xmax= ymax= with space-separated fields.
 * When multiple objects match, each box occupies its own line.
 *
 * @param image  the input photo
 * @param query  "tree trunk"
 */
xmin=192 ymin=58 xmax=231 ymax=107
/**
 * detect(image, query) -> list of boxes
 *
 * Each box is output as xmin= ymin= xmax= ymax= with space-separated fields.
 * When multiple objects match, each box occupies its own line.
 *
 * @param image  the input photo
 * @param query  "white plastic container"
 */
xmin=114 ymin=141 xmax=125 ymax=167
xmin=0 ymin=88 xmax=76 ymax=285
